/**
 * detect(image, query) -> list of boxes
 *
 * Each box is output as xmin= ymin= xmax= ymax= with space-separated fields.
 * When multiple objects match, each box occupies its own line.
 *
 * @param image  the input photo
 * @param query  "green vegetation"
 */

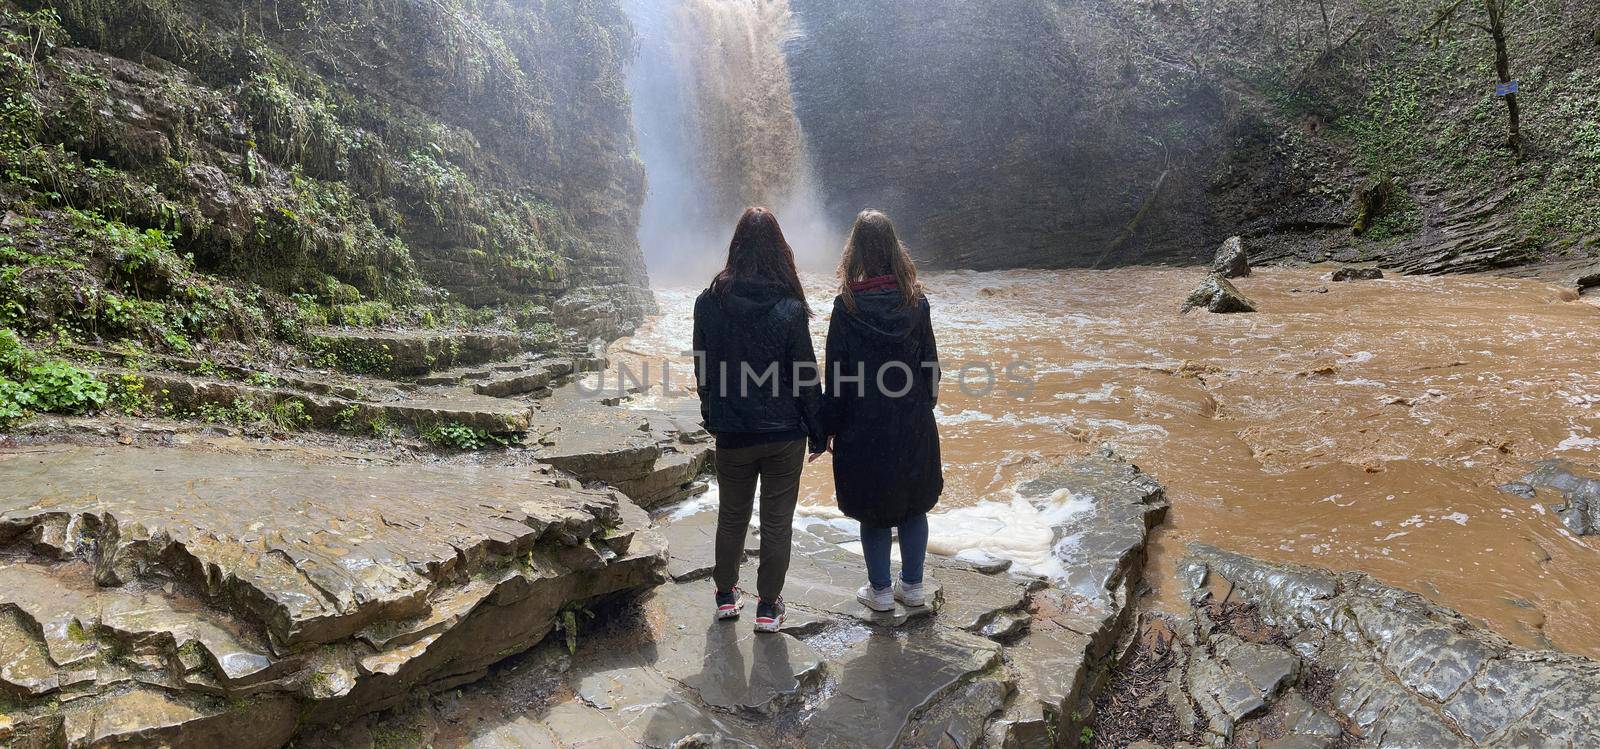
xmin=269 ymin=399 xmax=312 ymax=430
xmin=422 ymin=422 xmax=506 ymax=450
xmin=197 ymin=397 xmax=266 ymax=426
xmin=0 ymin=327 xmax=108 ymax=425
xmin=0 ymin=0 xmax=639 ymax=424
xmin=105 ymin=372 xmax=150 ymax=414
xmin=309 ymin=336 xmax=394 ymax=375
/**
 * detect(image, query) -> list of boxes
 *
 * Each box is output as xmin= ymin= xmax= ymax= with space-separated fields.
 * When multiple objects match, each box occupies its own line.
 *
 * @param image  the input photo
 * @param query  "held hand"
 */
xmin=807 ymin=437 xmax=834 ymax=463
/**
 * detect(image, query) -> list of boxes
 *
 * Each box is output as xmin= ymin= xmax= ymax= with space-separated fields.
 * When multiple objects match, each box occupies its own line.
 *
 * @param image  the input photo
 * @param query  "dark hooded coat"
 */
xmin=692 ymin=279 xmax=825 ymax=449
xmin=823 ymin=289 xmax=943 ymax=527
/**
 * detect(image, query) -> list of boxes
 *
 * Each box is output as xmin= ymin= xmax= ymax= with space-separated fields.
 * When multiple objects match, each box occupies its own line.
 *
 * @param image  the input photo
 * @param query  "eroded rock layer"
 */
xmin=0 ymin=446 xmax=666 ymax=748
xmin=294 ymin=451 xmax=1171 ymax=749
xmin=1166 ymin=544 xmax=1600 ymax=748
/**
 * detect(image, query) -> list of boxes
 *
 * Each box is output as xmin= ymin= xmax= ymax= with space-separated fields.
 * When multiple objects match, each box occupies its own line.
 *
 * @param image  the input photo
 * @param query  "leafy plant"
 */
xmin=269 ymin=399 xmax=312 ymax=430
xmin=422 ymin=422 xmax=506 ymax=450
xmin=333 ymin=404 xmax=360 ymax=431
xmin=245 ymin=371 xmax=282 ymax=388
xmin=107 ymin=373 xmax=151 ymax=415
xmin=198 ymin=397 xmax=265 ymax=426
xmin=0 ymin=376 xmax=26 ymax=425
xmin=19 ymin=360 xmax=106 ymax=414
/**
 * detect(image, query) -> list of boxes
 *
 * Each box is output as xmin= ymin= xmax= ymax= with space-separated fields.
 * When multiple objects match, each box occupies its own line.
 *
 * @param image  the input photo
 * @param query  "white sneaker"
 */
xmin=856 ymin=584 xmax=896 ymax=612
xmin=895 ymin=580 xmax=929 ymax=608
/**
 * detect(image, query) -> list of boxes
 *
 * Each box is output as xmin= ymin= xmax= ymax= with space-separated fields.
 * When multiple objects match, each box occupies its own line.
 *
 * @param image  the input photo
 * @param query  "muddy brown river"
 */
xmin=608 ymin=266 xmax=1600 ymax=657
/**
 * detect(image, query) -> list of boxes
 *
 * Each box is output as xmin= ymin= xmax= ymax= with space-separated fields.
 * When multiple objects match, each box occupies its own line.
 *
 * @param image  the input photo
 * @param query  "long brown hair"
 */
xmin=711 ymin=207 xmax=811 ymax=316
xmin=837 ymin=209 xmax=922 ymax=312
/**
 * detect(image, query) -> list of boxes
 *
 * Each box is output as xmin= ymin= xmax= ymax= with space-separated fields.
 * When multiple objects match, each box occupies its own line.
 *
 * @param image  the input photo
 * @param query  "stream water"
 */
xmin=608 ymin=266 xmax=1600 ymax=657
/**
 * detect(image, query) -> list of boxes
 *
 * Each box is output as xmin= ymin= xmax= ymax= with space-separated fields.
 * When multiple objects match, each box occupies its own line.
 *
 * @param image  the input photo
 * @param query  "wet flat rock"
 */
xmin=0 ymin=445 xmax=665 ymax=748
xmin=384 ymin=452 xmax=1173 ymax=749
xmin=528 ymin=391 xmax=715 ymax=509
xmin=1178 ymin=544 xmax=1600 ymax=747
xmin=987 ymin=452 xmax=1169 ymax=748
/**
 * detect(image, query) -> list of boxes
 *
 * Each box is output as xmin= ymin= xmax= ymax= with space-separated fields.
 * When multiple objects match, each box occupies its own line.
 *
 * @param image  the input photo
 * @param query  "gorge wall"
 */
xmin=0 ymin=0 xmax=651 ymax=357
xmin=786 ymin=0 xmax=1600 ymax=276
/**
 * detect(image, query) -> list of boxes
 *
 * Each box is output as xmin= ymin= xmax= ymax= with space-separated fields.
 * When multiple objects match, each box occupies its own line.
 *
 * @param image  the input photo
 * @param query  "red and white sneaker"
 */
xmin=754 ymin=598 xmax=785 ymax=633
xmin=715 ymin=588 xmax=744 ymax=620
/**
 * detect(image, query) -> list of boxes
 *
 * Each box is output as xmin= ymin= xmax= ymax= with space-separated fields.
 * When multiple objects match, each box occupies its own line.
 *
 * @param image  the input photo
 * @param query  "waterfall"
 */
xmin=625 ymin=0 xmax=836 ymax=284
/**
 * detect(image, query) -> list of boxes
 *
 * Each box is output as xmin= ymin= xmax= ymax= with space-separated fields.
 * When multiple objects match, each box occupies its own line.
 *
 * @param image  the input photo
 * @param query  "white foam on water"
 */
xmin=1558 ymin=432 xmax=1600 ymax=452
xmin=787 ymin=487 xmax=1094 ymax=580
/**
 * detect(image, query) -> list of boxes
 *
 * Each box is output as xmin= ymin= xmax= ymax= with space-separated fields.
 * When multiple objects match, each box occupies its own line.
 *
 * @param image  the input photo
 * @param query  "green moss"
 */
xmin=65 ymin=618 xmax=91 ymax=642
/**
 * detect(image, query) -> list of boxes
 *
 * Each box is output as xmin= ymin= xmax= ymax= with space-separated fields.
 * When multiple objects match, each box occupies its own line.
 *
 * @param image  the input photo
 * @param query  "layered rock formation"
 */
xmin=0 ymin=0 xmax=652 ymax=358
xmin=291 ymin=450 xmax=1171 ymax=749
xmin=1143 ymin=544 xmax=1600 ymax=748
xmin=0 ymin=446 xmax=666 ymax=748
xmin=785 ymin=0 xmax=1600 ymax=277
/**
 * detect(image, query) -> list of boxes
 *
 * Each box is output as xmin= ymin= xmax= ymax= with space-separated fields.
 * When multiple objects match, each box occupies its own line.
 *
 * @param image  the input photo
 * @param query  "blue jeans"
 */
xmin=859 ymin=513 xmax=928 ymax=591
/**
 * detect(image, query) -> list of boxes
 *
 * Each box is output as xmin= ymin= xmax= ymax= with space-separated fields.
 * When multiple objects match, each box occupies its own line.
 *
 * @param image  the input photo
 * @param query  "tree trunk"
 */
xmin=1484 ymin=0 xmax=1522 ymax=155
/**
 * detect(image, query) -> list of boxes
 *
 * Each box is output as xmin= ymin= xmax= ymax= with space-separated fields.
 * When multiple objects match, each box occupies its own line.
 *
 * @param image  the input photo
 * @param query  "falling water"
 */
xmin=624 ymin=0 xmax=837 ymax=284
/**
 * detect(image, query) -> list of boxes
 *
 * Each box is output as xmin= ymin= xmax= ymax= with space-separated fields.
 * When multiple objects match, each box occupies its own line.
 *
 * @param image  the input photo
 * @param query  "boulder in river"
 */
xmin=1516 ymin=459 xmax=1600 ymax=535
xmin=1212 ymin=236 xmax=1250 ymax=278
xmin=1331 ymin=267 xmax=1385 ymax=281
xmin=1181 ymin=274 xmax=1257 ymax=315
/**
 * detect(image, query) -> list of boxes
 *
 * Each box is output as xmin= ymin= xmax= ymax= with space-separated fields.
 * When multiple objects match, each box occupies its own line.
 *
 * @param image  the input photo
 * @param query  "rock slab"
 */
xmin=1173 ymin=544 xmax=1600 ymax=747
xmin=0 ymin=445 xmax=665 ymax=748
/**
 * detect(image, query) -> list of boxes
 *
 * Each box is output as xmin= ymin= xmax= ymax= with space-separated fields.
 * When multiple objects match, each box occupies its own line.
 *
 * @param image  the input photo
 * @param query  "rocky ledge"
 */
xmin=0 ymin=446 xmax=666 ymax=748
xmin=291 ymin=450 xmax=1170 ymax=749
xmin=1102 ymin=544 xmax=1600 ymax=748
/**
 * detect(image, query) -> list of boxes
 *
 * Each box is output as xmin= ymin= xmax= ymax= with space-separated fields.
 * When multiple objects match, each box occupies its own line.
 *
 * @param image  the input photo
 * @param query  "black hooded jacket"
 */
xmin=823 ymin=289 xmax=943 ymax=527
xmin=692 ymin=279 xmax=825 ymax=450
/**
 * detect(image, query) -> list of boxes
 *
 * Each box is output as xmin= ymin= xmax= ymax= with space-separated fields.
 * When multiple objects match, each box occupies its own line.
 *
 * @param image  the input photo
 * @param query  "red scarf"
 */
xmin=850 ymin=274 xmax=899 ymax=293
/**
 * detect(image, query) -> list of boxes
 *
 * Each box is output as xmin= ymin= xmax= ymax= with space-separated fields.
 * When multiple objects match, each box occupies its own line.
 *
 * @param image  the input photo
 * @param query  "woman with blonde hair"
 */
xmin=819 ymin=210 xmax=943 ymax=611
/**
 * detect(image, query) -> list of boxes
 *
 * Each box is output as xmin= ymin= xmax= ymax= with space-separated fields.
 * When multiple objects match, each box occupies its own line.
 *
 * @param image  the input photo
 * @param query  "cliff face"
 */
xmin=0 ymin=0 xmax=650 ymax=355
xmin=786 ymin=0 xmax=1226 ymax=271
xmin=787 ymin=0 xmax=1600 ymax=277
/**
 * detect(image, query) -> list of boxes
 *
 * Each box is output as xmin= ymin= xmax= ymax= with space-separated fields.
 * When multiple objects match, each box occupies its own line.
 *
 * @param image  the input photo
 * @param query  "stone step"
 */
xmin=0 ymin=445 xmax=666 ymax=747
xmin=412 ymin=356 xmax=585 ymax=400
xmin=308 ymin=329 xmax=555 ymax=378
xmin=91 ymin=367 xmax=533 ymax=435
xmin=59 ymin=343 xmax=387 ymax=401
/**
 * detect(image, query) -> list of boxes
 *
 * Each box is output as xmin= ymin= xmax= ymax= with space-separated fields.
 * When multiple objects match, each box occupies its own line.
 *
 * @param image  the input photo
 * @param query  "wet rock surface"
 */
xmin=303 ymin=452 xmax=1171 ymax=749
xmin=1180 ymin=274 xmax=1257 ymax=314
xmin=1139 ymin=544 xmax=1600 ymax=748
xmin=1515 ymin=459 xmax=1600 ymax=535
xmin=1330 ymin=267 xmax=1385 ymax=282
xmin=0 ymin=445 xmax=666 ymax=748
xmin=1212 ymin=237 xmax=1251 ymax=279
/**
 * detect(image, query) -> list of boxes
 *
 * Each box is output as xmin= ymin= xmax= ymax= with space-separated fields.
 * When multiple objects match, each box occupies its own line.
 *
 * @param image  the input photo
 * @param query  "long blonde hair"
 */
xmin=837 ymin=210 xmax=922 ymax=312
